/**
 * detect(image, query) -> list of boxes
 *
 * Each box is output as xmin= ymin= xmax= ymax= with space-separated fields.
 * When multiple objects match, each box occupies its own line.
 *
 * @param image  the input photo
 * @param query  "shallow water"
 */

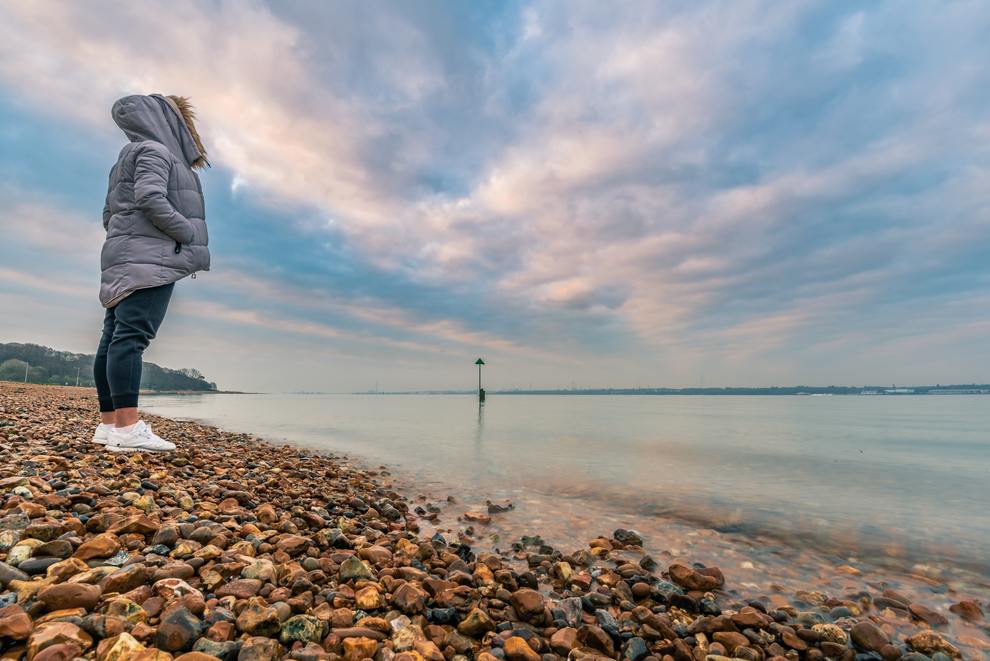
xmin=141 ymin=392 xmax=990 ymax=653
xmin=143 ymin=393 xmax=990 ymax=574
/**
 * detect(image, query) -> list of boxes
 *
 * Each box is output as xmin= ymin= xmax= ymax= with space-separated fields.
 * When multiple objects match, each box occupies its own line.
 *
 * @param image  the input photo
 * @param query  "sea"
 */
xmin=141 ymin=393 xmax=990 ymax=578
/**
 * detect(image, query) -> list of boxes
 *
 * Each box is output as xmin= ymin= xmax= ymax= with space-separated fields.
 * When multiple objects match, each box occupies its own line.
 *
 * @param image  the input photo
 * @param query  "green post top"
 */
xmin=475 ymin=358 xmax=485 ymax=365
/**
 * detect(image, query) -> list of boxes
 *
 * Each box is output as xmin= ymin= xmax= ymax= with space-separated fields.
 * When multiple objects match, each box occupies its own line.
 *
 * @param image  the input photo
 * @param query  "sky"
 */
xmin=0 ymin=1 xmax=988 ymax=392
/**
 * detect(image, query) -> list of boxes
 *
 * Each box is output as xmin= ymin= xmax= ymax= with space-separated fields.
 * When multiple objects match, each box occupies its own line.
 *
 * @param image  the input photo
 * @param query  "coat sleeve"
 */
xmin=102 ymin=164 xmax=114 ymax=230
xmin=133 ymin=143 xmax=195 ymax=244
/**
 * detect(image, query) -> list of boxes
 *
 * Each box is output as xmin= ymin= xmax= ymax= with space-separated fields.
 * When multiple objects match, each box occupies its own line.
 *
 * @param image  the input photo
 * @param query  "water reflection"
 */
xmin=142 ymin=393 xmax=990 ymax=573
xmin=460 ymin=400 xmax=485 ymax=485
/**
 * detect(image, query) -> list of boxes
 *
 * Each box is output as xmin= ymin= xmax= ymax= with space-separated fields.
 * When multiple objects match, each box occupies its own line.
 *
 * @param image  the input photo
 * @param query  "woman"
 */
xmin=92 ymin=94 xmax=210 ymax=452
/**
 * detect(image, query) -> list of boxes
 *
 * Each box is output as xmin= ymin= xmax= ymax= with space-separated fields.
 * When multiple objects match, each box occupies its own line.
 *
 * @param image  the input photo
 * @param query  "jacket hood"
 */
xmin=111 ymin=94 xmax=208 ymax=169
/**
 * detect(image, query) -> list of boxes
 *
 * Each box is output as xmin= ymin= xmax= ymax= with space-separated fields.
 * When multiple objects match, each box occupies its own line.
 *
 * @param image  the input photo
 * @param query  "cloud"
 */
xmin=0 ymin=0 xmax=988 ymax=388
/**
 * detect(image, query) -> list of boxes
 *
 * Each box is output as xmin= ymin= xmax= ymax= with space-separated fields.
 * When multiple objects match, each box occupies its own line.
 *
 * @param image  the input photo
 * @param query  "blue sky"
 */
xmin=1 ymin=1 xmax=988 ymax=392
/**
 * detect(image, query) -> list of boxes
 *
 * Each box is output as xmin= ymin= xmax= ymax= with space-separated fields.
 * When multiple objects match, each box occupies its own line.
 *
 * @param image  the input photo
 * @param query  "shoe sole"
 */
xmin=106 ymin=444 xmax=173 ymax=453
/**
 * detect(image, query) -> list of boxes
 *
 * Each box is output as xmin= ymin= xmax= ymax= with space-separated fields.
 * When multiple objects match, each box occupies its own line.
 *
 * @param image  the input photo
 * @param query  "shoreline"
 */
xmin=140 ymin=395 xmax=990 ymax=580
xmin=0 ymin=383 xmax=986 ymax=661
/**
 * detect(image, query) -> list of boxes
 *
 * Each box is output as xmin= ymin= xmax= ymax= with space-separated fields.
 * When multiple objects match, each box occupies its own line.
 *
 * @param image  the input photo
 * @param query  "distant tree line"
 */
xmin=0 ymin=342 xmax=217 ymax=391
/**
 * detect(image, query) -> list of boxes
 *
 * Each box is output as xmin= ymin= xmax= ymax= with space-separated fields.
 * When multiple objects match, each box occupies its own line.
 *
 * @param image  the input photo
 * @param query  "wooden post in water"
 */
xmin=475 ymin=358 xmax=486 ymax=403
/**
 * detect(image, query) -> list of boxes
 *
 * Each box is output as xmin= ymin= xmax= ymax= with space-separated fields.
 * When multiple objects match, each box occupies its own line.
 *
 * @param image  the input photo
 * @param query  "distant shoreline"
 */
xmin=349 ymin=385 xmax=990 ymax=396
xmin=141 ymin=388 xmax=253 ymax=395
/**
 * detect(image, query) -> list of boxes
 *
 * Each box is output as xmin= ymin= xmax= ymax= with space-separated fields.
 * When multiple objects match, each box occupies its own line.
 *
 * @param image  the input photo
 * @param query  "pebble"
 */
xmin=0 ymin=560 xmax=28 ymax=585
xmin=667 ymin=564 xmax=720 ymax=592
xmin=850 ymin=621 xmax=890 ymax=653
xmin=0 ymin=603 xmax=33 ymax=640
xmin=948 ymin=599 xmax=983 ymax=622
xmin=278 ymin=614 xmax=323 ymax=645
xmin=905 ymin=631 xmax=960 ymax=657
xmin=155 ymin=606 xmax=202 ymax=652
xmin=26 ymin=621 xmax=94 ymax=659
xmin=38 ymin=582 xmax=103 ymax=611
xmin=909 ymin=602 xmax=948 ymax=627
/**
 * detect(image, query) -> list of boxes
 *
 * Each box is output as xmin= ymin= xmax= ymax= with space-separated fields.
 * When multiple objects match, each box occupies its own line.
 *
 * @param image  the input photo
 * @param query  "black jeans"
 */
xmin=94 ymin=283 xmax=174 ymax=411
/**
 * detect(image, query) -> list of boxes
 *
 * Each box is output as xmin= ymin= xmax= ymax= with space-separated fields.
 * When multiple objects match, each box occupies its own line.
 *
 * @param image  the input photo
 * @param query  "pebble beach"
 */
xmin=1 ymin=383 xmax=987 ymax=661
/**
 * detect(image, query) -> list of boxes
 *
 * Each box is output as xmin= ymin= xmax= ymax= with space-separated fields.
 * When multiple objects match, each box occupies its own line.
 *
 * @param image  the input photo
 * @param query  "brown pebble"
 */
xmin=949 ymin=599 xmax=983 ymax=622
xmin=850 ymin=621 xmax=889 ymax=653
xmin=909 ymin=602 xmax=948 ymax=627
xmin=0 ymin=604 xmax=33 ymax=640
xmin=503 ymin=636 xmax=540 ymax=661
xmin=38 ymin=583 xmax=102 ymax=612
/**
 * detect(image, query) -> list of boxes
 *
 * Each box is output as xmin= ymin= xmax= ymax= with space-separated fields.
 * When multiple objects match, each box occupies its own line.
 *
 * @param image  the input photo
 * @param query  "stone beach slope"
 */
xmin=0 ymin=384 xmax=985 ymax=661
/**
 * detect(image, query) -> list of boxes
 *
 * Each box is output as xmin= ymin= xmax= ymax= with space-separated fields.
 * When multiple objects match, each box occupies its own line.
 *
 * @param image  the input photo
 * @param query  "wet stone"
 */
xmin=0 ymin=561 xmax=29 ymax=586
xmin=241 ymin=559 xmax=276 ymax=582
xmin=35 ymin=540 xmax=73 ymax=560
xmin=237 ymin=636 xmax=282 ymax=661
xmin=425 ymin=607 xmax=457 ymax=625
xmin=342 ymin=636 xmax=379 ymax=661
xmin=576 ymin=625 xmax=614 ymax=656
xmin=27 ymin=621 xmax=93 ymax=660
xmin=909 ymin=603 xmax=948 ymax=627
xmin=0 ymin=512 xmax=31 ymax=531
xmin=948 ymin=600 xmax=982 ymax=622
xmin=391 ymin=582 xmax=428 ymax=614
xmin=503 ymin=636 xmax=540 ymax=661
xmin=236 ymin=600 xmax=281 ymax=637
xmin=621 ymin=637 xmax=649 ymax=661
xmin=74 ymin=533 xmax=120 ymax=561
xmin=193 ymin=637 xmax=241 ymax=661
xmin=457 ymin=608 xmax=494 ymax=637
xmin=33 ymin=641 xmax=84 ymax=661
xmin=102 ymin=550 xmax=132 ymax=567
xmin=0 ymin=603 xmax=33 ymax=640
xmin=216 ymin=579 xmax=262 ymax=599
xmin=39 ymin=583 xmax=103 ymax=612
xmin=96 ymin=632 xmax=145 ymax=661
xmin=851 ymin=621 xmax=890 ymax=653
xmin=905 ymin=631 xmax=960 ymax=657
xmin=613 ymin=529 xmax=644 ymax=546
xmin=18 ymin=557 xmax=61 ymax=575
xmin=156 ymin=606 xmax=203 ymax=653
xmin=339 ymin=556 xmax=375 ymax=582
xmin=279 ymin=614 xmax=323 ymax=645
xmin=510 ymin=589 xmax=544 ymax=622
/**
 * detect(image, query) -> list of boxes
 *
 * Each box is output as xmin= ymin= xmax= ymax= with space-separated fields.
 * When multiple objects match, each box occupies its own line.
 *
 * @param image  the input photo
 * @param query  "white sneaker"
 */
xmin=106 ymin=420 xmax=176 ymax=453
xmin=93 ymin=423 xmax=115 ymax=445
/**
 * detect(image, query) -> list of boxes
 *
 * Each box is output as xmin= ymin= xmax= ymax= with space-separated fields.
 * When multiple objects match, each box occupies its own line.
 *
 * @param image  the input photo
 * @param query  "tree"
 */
xmin=0 ymin=359 xmax=28 ymax=381
xmin=0 ymin=343 xmax=217 ymax=391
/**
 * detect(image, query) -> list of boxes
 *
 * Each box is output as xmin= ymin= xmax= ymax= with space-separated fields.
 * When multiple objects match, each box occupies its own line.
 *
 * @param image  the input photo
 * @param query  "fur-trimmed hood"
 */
xmin=111 ymin=94 xmax=209 ymax=170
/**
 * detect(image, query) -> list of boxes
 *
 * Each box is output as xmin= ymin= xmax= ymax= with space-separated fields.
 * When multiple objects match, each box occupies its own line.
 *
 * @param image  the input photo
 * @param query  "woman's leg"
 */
xmin=105 ymin=283 xmax=175 ymax=427
xmin=93 ymin=307 xmax=117 ymax=423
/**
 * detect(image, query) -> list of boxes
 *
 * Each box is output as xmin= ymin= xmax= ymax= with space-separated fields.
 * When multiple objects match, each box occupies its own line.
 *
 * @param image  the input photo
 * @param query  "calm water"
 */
xmin=143 ymin=394 xmax=990 ymax=574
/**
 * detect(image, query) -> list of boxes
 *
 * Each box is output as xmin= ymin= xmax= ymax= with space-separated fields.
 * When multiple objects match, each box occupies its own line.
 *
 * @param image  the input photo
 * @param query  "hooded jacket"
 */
xmin=100 ymin=94 xmax=210 ymax=307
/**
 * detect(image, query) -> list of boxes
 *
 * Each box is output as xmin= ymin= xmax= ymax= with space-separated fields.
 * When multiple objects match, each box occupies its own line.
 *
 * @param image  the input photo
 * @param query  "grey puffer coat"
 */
xmin=100 ymin=94 xmax=210 ymax=308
